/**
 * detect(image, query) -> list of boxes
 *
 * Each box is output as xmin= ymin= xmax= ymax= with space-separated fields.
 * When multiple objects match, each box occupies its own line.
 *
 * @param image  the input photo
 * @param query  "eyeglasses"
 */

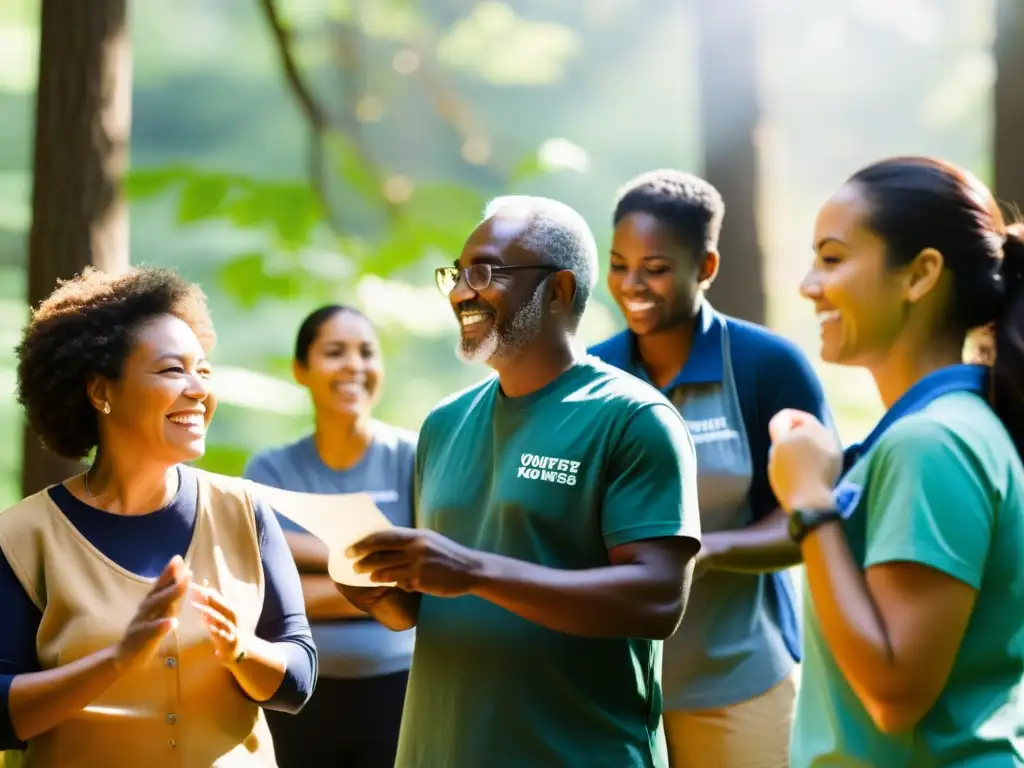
xmin=434 ymin=263 xmax=560 ymax=296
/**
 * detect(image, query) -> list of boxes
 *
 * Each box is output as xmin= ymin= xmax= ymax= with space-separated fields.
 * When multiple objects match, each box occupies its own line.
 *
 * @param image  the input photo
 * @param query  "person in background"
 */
xmin=0 ymin=267 xmax=315 ymax=767
xmin=589 ymin=169 xmax=832 ymax=767
xmin=343 ymin=195 xmax=701 ymax=768
xmin=768 ymin=156 xmax=1024 ymax=766
xmin=244 ymin=305 xmax=416 ymax=768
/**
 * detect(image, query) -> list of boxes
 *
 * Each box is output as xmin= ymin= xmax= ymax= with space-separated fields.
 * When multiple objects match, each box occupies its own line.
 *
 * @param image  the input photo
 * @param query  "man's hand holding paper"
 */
xmin=246 ymin=482 xmax=395 ymax=588
xmin=348 ymin=528 xmax=485 ymax=597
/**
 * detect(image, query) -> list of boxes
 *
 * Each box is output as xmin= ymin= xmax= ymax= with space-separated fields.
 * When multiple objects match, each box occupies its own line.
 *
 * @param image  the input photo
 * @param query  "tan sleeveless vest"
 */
xmin=0 ymin=469 xmax=277 ymax=767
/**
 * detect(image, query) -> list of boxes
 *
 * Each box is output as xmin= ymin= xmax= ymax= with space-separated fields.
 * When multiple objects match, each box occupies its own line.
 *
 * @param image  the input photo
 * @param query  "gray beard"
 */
xmin=456 ymin=280 xmax=546 ymax=365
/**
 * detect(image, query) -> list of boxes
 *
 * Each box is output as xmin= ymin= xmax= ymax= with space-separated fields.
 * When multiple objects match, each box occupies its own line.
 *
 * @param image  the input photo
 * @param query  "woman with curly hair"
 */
xmin=0 ymin=267 xmax=316 ymax=767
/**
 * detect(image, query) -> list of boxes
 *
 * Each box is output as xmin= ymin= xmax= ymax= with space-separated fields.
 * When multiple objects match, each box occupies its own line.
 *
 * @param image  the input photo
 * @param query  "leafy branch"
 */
xmin=121 ymin=1 xmax=580 ymax=311
xmin=256 ymin=0 xmax=397 ymax=230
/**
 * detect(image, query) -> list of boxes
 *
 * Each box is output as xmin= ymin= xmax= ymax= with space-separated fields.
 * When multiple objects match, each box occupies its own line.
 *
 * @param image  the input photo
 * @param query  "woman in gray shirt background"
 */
xmin=244 ymin=305 xmax=416 ymax=768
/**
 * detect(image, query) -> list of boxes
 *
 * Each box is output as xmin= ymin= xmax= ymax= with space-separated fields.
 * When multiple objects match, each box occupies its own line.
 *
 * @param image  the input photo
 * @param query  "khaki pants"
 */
xmin=663 ymin=674 xmax=796 ymax=768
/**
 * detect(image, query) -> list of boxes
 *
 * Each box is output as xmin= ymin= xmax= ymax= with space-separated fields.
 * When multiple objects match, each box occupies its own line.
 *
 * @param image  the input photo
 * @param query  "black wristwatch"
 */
xmin=787 ymin=508 xmax=842 ymax=544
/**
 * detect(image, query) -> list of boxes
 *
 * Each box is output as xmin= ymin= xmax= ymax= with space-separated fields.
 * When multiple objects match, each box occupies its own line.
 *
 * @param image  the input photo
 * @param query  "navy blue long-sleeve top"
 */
xmin=0 ymin=465 xmax=317 ymax=751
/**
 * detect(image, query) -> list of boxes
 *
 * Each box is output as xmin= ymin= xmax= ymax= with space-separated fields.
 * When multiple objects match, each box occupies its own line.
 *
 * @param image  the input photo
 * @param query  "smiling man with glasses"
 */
xmin=342 ymin=195 xmax=702 ymax=768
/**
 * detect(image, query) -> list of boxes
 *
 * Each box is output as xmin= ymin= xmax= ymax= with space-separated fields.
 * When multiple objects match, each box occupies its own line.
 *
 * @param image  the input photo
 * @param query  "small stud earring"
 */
xmin=101 ymin=402 xmax=110 ymax=415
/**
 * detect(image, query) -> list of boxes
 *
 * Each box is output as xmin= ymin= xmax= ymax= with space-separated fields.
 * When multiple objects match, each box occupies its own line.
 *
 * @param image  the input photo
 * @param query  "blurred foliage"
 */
xmin=123 ymin=163 xmax=497 ymax=301
xmin=0 ymin=0 xmax=998 ymax=504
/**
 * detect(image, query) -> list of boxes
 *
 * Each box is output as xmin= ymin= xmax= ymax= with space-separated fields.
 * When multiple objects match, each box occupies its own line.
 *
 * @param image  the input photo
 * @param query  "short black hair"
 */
xmin=16 ymin=266 xmax=215 ymax=459
xmin=293 ymin=305 xmax=371 ymax=365
xmin=612 ymin=169 xmax=725 ymax=252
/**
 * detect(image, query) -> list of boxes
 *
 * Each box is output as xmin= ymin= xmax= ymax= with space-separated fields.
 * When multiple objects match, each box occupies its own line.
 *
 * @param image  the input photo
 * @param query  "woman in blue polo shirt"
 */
xmin=589 ymin=169 xmax=833 ymax=767
xmin=768 ymin=156 xmax=1024 ymax=766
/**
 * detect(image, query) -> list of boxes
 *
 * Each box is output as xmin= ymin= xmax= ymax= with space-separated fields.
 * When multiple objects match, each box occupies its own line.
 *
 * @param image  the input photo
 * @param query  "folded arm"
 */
xmin=282 ymin=530 xmax=367 ymax=620
xmin=699 ymin=510 xmax=800 ymax=573
xmin=703 ymin=334 xmax=832 ymax=575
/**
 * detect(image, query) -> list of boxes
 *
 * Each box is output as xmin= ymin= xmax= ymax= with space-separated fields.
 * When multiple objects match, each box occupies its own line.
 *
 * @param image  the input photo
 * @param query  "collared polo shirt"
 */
xmin=590 ymin=301 xmax=832 ymax=709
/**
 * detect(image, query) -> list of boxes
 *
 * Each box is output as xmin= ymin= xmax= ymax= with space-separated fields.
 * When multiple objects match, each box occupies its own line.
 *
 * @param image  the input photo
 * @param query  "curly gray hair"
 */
xmin=482 ymin=195 xmax=599 ymax=319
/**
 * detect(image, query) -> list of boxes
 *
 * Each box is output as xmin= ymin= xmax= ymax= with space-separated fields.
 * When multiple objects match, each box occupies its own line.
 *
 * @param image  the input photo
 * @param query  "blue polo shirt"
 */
xmin=590 ymin=301 xmax=832 ymax=709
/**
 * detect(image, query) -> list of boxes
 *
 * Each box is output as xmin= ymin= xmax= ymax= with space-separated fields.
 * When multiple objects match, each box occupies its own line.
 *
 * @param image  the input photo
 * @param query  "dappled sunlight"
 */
xmin=437 ymin=1 xmax=581 ymax=86
xmin=0 ymin=21 xmax=36 ymax=91
xmin=355 ymin=274 xmax=457 ymax=337
xmin=536 ymin=138 xmax=591 ymax=175
xmin=212 ymin=365 xmax=308 ymax=415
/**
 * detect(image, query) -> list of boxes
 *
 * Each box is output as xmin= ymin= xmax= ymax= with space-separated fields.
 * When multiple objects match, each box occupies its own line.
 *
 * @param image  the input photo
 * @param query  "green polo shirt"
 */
xmin=396 ymin=359 xmax=701 ymax=767
xmin=793 ymin=388 xmax=1024 ymax=767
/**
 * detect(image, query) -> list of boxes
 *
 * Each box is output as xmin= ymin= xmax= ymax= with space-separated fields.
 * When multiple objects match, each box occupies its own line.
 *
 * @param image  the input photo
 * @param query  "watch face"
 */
xmin=789 ymin=508 xmax=840 ymax=543
xmin=787 ymin=512 xmax=805 ymax=542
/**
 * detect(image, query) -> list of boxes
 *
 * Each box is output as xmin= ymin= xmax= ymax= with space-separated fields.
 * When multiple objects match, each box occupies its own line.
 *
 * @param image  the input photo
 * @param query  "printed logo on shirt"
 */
xmin=517 ymin=453 xmax=580 ymax=486
xmin=685 ymin=416 xmax=740 ymax=444
xmin=833 ymin=480 xmax=863 ymax=520
xmin=367 ymin=490 xmax=399 ymax=504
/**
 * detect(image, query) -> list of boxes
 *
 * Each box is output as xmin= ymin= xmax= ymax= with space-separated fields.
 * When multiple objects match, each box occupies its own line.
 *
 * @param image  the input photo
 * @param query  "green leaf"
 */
xmin=368 ymin=228 xmax=425 ymax=275
xmin=218 ymin=182 xmax=322 ymax=250
xmin=220 ymin=183 xmax=270 ymax=229
xmin=176 ymin=173 xmax=234 ymax=224
xmin=265 ymin=183 xmax=322 ymax=250
xmin=124 ymin=166 xmax=190 ymax=199
xmin=396 ymin=183 xmax=486 ymax=259
xmin=217 ymin=252 xmax=266 ymax=309
xmin=217 ymin=251 xmax=308 ymax=309
xmin=357 ymin=182 xmax=486 ymax=275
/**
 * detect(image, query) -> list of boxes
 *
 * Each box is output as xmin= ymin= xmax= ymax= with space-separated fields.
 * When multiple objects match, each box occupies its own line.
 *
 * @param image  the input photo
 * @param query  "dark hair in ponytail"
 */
xmin=846 ymin=156 xmax=1024 ymax=456
xmin=992 ymin=226 xmax=1024 ymax=455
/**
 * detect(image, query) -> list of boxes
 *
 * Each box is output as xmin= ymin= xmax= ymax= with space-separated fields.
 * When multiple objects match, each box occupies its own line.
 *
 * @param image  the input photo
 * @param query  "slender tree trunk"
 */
xmin=994 ymin=0 xmax=1024 ymax=211
xmin=21 ymin=0 xmax=132 ymax=496
xmin=694 ymin=0 xmax=766 ymax=324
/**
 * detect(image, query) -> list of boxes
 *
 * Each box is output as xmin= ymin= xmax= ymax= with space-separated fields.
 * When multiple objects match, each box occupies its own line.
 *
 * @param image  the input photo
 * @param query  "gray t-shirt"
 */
xmin=243 ymin=422 xmax=417 ymax=680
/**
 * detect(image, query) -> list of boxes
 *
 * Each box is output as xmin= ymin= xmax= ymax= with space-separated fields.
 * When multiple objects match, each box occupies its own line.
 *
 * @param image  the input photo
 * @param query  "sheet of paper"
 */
xmin=247 ymin=482 xmax=395 ymax=587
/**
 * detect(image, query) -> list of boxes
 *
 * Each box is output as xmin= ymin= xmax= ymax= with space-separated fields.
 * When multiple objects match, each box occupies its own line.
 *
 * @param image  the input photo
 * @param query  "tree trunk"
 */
xmin=694 ymin=0 xmax=766 ymax=324
xmin=994 ymin=0 xmax=1024 ymax=211
xmin=21 ymin=0 xmax=132 ymax=497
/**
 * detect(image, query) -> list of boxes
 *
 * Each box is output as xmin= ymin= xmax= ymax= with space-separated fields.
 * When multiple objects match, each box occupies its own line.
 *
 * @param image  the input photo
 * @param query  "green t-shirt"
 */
xmin=793 ymin=392 xmax=1024 ymax=767
xmin=396 ymin=359 xmax=701 ymax=768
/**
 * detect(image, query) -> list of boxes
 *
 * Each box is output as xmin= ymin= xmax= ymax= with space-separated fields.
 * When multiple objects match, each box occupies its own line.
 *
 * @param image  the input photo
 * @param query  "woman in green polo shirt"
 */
xmin=767 ymin=156 xmax=1024 ymax=766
